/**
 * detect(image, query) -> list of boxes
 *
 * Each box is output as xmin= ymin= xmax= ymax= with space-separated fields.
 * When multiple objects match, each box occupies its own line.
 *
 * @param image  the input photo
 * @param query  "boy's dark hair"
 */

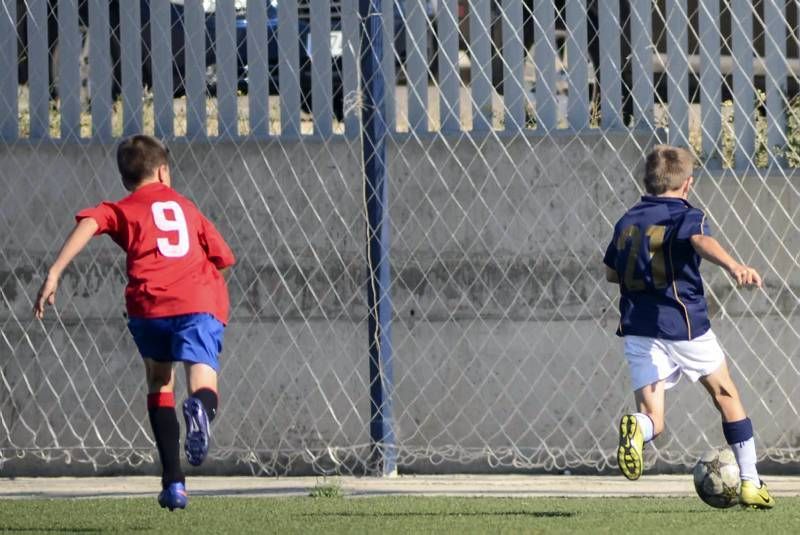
xmin=643 ymin=145 xmax=695 ymax=195
xmin=116 ymin=135 xmax=170 ymax=190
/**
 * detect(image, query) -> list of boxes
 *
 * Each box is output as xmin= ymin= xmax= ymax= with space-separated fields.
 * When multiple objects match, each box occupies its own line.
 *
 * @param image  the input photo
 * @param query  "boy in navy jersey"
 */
xmin=34 ymin=135 xmax=235 ymax=511
xmin=603 ymin=145 xmax=773 ymax=509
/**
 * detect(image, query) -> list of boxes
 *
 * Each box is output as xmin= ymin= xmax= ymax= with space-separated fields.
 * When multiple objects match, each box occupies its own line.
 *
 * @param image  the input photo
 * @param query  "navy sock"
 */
xmin=147 ymin=392 xmax=184 ymax=487
xmin=192 ymin=388 xmax=218 ymax=422
xmin=722 ymin=417 xmax=753 ymax=444
xmin=722 ymin=417 xmax=759 ymax=482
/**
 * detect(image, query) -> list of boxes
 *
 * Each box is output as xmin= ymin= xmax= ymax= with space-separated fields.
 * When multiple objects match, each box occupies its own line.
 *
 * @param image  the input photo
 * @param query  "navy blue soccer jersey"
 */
xmin=603 ymin=196 xmax=712 ymax=340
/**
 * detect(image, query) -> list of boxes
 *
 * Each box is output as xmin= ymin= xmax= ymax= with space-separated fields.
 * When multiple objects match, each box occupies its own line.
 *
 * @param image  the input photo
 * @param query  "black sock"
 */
xmin=147 ymin=392 xmax=184 ymax=487
xmin=192 ymin=388 xmax=218 ymax=422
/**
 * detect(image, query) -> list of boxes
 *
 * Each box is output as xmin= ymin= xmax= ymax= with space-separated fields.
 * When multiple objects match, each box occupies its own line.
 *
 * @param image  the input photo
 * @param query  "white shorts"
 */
xmin=623 ymin=329 xmax=725 ymax=391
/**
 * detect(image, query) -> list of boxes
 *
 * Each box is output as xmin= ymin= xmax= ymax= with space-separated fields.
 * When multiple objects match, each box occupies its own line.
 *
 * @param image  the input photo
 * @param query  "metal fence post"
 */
xmin=360 ymin=0 xmax=396 ymax=477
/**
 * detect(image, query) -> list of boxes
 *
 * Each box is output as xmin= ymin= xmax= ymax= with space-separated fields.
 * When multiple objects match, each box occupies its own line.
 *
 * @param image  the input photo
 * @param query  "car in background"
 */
xmin=16 ymin=0 xmax=411 ymax=121
xmin=140 ymin=0 xmax=216 ymax=98
xmin=15 ymin=0 xmax=213 ymax=100
xmin=225 ymin=0 xmax=411 ymax=120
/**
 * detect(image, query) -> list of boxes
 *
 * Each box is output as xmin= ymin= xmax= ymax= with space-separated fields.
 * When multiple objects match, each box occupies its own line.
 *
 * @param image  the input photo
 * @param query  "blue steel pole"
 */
xmin=359 ymin=0 xmax=396 ymax=476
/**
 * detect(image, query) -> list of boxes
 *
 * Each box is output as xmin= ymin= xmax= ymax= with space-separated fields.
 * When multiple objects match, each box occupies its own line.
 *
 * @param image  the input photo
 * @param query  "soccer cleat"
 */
xmin=617 ymin=414 xmax=644 ymax=481
xmin=740 ymin=480 xmax=775 ymax=509
xmin=158 ymin=482 xmax=188 ymax=511
xmin=183 ymin=396 xmax=210 ymax=466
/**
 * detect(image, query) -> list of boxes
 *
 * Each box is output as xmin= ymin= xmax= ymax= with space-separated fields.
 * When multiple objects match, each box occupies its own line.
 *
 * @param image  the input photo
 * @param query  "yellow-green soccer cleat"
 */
xmin=740 ymin=480 xmax=775 ymax=510
xmin=617 ymin=414 xmax=644 ymax=480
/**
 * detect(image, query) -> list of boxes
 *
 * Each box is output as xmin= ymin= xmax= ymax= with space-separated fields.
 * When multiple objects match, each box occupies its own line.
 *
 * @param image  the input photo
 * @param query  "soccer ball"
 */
xmin=692 ymin=447 xmax=741 ymax=508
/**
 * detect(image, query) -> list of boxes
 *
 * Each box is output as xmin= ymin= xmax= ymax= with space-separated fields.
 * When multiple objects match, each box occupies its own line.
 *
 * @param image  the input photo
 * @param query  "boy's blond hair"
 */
xmin=643 ymin=145 xmax=695 ymax=195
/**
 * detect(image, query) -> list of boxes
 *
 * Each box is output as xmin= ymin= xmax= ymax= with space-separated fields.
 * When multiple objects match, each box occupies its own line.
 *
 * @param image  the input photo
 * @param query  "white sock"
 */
xmin=730 ymin=437 xmax=759 ymax=483
xmin=633 ymin=412 xmax=655 ymax=442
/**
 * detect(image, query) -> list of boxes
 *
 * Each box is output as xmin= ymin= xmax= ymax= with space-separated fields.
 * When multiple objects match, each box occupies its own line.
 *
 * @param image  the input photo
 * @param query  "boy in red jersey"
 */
xmin=34 ymin=135 xmax=235 ymax=511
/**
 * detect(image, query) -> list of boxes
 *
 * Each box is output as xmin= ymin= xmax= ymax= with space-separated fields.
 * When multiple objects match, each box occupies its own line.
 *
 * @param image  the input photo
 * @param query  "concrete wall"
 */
xmin=1 ymin=134 xmax=798 ymax=476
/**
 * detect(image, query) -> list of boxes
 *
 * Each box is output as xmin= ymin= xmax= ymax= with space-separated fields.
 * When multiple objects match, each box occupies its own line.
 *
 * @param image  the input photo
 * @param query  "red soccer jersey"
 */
xmin=76 ymin=183 xmax=235 ymax=324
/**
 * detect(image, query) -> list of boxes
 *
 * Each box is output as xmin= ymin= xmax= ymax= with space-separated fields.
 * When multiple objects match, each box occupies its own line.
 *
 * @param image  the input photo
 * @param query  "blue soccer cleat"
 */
xmin=158 ymin=482 xmax=188 ymax=511
xmin=183 ymin=396 xmax=210 ymax=466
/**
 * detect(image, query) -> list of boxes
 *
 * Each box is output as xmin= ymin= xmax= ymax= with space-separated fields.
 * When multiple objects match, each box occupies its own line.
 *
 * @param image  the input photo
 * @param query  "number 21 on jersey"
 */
xmin=151 ymin=201 xmax=189 ymax=258
xmin=616 ymin=224 xmax=667 ymax=290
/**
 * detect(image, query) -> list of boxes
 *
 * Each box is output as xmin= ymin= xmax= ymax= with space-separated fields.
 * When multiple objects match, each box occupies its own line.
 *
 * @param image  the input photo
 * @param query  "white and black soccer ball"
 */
xmin=692 ymin=447 xmax=741 ymax=508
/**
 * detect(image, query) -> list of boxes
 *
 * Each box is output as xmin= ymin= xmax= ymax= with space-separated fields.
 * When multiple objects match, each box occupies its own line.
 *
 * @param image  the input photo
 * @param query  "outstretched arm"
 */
xmin=34 ymin=218 xmax=99 ymax=319
xmin=690 ymin=234 xmax=762 ymax=288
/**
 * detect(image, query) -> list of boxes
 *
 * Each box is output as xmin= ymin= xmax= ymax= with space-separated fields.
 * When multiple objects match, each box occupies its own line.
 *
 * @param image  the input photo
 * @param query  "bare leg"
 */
xmin=619 ymin=379 xmax=666 ymax=480
xmin=698 ymin=360 xmax=746 ymax=423
xmin=633 ymin=379 xmax=666 ymax=437
xmin=145 ymin=358 xmax=175 ymax=393
xmin=699 ymin=360 xmax=762 ymax=487
xmin=183 ymin=362 xmax=218 ymax=395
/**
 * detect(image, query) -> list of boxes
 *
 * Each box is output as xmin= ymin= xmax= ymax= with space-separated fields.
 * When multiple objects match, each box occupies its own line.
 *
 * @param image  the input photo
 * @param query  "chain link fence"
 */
xmin=1 ymin=0 xmax=799 ymax=476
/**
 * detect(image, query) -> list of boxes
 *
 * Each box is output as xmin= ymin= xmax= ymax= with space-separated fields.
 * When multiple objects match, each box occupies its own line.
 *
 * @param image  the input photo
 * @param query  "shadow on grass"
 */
xmin=299 ymin=511 xmax=574 ymax=518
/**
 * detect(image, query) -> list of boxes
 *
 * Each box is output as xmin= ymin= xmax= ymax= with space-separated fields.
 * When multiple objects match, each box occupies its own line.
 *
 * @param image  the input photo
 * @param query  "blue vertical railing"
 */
xmin=0 ymin=3 xmax=799 ymax=160
xmin=360 ymin=0 xmax=396 ymax=477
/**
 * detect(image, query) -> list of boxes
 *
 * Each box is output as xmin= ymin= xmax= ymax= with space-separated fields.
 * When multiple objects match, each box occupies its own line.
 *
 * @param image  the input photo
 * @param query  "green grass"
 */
xmin=0 ymin=496 xmax=798 ymax=534
xmin=308 ymin=481 xmax=343 ymax=498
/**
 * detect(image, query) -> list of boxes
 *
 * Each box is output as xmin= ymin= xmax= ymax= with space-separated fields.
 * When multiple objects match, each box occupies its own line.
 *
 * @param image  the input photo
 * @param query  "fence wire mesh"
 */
xmin=0 ymin=0 xmax=799 ymax=476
